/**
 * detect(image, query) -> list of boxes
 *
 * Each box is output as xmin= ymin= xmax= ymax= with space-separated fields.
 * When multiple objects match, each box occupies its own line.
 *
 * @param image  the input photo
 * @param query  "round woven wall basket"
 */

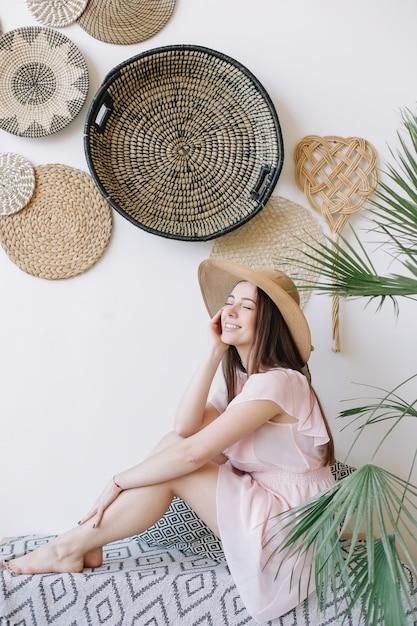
xmin=0 ymin=26 xmax=89 ymax=138
xmin=84 ymin=45 xmax=283 ymax=241
xmin=0 ymin=164 xmax=113 ymax=280
xmin=26 ymin=0 xmax=89 ymax=28
xmin=0 ymin=152 xmax=35 ymax=216
xmin=77 ymin=0 xmax=176 ymax=45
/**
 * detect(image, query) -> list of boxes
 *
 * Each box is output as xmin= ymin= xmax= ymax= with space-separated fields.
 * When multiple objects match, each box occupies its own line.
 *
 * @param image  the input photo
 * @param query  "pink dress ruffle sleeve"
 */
xmin=209 ymin=368 xmax=335 ymax=623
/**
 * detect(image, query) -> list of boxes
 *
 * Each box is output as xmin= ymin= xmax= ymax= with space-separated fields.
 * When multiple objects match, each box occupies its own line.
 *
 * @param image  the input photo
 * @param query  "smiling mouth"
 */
xmin=224 ymin=323 xmax=240 ymax=330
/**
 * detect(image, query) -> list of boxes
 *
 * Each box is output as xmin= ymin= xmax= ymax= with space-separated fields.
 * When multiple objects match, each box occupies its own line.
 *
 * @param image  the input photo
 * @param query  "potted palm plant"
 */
xmin=270 ymin=108 xmax=417 ymax=626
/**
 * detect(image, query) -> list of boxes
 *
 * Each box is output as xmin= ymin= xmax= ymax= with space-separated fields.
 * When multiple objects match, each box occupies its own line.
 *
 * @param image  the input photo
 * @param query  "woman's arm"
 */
xmin=119 ymin=397 xmax=281 ymax=489
xmin=174 ymin=310 xmax=227 ymax=437
xmin=82 ymin=398 xmax=281 ymax=527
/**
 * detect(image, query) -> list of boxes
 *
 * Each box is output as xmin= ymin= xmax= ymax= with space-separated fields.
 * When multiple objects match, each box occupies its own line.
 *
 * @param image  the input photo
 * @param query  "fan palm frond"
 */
xmin=265 ymin=465 xmax=417 ymax=624
xmin=289 ymin=229 xmax=417 ymax=309
xmin=337 ymin=374 xmax=417 ymax=459
xmin=348 ymin=535 xmax=414 ymax=626
xmin=370 ymin=109 xmax=417 ymax=255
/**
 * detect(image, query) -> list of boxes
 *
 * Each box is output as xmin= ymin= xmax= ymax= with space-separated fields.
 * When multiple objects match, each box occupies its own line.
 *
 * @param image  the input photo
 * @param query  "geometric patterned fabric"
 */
xmin=2 ymin=535 xmax=416 ymax=625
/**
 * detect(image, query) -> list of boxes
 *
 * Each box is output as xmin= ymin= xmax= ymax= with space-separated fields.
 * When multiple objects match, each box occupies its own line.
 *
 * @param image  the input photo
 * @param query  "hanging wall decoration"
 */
xmin=77 ymin=0 xmax=176 ymax=45
xmin=210 ymin=195 xmax=326 ymax=310
xmin=85 ymin=45 xmax=283 ymax=241
xmin=295 ymin=135 xmax=378 ymax=351
xmin=0 ymin=153 xmax=35 ymax=216
xmin=26 ymin=0 xmax=88 ymax=28
xmin=0 ymin=26 xmax=89 ymax=137
xmin=0 ymin=164 xmax=113 ymax=279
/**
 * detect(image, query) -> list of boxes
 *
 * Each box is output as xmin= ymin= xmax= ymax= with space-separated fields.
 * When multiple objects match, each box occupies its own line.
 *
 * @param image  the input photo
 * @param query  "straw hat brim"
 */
xmin=198 ymin=258 xmax=312 ymax=364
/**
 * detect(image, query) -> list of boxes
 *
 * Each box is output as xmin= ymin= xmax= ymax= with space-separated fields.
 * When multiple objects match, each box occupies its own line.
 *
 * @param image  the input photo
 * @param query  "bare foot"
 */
xmin=84 ymin=547 xmax=103 ymax=569
xmin=3 ymin=538 xmax=84 ymax=576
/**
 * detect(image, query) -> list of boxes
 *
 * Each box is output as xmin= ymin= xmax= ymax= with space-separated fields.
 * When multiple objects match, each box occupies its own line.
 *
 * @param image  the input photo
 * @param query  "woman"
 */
xmin=3 ymin=258 xmax=334 ymax=623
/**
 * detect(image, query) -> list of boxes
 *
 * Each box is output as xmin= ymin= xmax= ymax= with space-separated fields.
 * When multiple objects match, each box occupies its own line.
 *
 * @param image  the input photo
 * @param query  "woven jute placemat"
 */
xmin=0 ymin=164 xmax=113 ymax=279
xmin=0 ymin=26 xmax=89 ymax=138
xmin=26 ymin=0 xmax=88 ymax=27
xmin=0 ymin=153 xmax=35 ymax=216
xmin=77 ymin=0 xmax=176 ymax=45
xmin=85 ymin=45 xmax=283 ymax=241
xmin=210 ymin=195 xmax=325 ymax=309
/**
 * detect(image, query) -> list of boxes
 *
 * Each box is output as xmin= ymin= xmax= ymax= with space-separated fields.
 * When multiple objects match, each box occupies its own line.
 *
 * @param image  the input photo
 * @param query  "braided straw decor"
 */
xmin=295 ymin=135 xmax=378 ymax=351
xmin=85 ymin=45 xmax=283 ymax=241
xmin=0 ymin=165 xmax=113 ymax=280
xmin=77 ymin=0 xmax=176 ymax=45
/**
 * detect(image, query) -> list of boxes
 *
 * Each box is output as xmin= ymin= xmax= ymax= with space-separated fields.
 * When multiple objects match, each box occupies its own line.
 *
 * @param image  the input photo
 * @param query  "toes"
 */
xmin=3 ymin=560 xmax=17 ymax=576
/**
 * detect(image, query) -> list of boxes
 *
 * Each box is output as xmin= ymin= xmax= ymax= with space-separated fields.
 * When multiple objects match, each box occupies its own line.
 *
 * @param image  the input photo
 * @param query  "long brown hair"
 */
xmin=222 ymin=285 xmax=335 ymax=466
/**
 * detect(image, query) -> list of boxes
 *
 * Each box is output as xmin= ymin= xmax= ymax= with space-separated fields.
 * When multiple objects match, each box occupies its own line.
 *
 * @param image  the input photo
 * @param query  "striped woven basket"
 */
xmin=84 ymin=45 xmax=283 ymax=241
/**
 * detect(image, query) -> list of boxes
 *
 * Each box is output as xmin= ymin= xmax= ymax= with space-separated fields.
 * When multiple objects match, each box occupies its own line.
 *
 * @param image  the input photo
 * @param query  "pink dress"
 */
xmin=209 ymin=368 xmax=335 ymax=623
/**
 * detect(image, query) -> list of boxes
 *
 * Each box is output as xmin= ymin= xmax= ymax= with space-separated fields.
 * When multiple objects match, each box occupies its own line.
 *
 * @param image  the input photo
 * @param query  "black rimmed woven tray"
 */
xmin=84 ymin=45 xmax=283 ymax=241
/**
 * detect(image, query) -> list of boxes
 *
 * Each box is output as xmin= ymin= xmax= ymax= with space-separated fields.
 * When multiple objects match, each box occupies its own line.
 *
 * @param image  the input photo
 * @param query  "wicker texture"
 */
xmin=0 ymin=165 xmax=113 ymax=279
xmin=210 ymin=195 xmax=325 ymax=309
xmin=85 ymin=45 xmax=283 ymax=241
xmin=26 ymin=0 xmax=88 ymax=27
xmin=0 ymin=27 xmax=89 ymax=138
xmin=0 ymin=153 xmax=35 ymax=216
xmin=77 ymin=0 xmax=176 ymax=45
xmin=295 ymin=135 xmax=378 ymax=350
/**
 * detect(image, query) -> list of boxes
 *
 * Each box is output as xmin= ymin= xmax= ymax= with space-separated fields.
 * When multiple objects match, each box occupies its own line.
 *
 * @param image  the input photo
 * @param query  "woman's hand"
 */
xmin=78 ymin=479 xmax=122 ymax=528
xmin=209 ymin=309 xmax=228 ymax=353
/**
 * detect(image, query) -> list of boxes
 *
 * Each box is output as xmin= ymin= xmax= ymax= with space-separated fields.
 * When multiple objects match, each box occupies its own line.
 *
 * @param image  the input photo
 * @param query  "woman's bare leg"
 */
xmin=4 ymin=449 xmax=220 ymax=575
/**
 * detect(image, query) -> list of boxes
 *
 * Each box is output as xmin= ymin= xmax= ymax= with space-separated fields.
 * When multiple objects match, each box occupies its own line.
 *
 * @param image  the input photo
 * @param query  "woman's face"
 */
xmin=220 ymin=281 xmax=258 ymax=352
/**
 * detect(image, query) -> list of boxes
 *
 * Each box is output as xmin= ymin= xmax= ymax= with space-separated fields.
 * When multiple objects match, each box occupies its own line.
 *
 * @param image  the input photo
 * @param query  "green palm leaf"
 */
xmin=348 ymin=536 xmax=413 ymax=626
xmin=288 ymin=230 xmax=417 ymax=307
xmin=337 ymin=374 xmax=417 ymax=459
xmin=264 ymin=465 xmax=417 ymax=624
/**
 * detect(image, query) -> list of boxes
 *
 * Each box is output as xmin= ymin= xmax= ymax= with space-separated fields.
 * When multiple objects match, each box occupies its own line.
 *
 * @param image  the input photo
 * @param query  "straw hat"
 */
xmin=198 ymin=258 xmax=312 ymax=364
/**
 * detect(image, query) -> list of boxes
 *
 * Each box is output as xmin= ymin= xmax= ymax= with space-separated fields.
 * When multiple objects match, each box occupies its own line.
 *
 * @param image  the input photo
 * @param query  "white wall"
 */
xmin=1 ymin=0 xmax=416 ymax=541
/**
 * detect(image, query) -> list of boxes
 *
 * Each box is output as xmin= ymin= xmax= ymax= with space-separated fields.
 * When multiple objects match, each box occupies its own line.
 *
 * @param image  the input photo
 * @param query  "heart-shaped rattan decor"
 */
xmin=295 ymin=135 xmax=378 ymax=352
xmin=295 ymin=135 xmax=378 ymax=232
